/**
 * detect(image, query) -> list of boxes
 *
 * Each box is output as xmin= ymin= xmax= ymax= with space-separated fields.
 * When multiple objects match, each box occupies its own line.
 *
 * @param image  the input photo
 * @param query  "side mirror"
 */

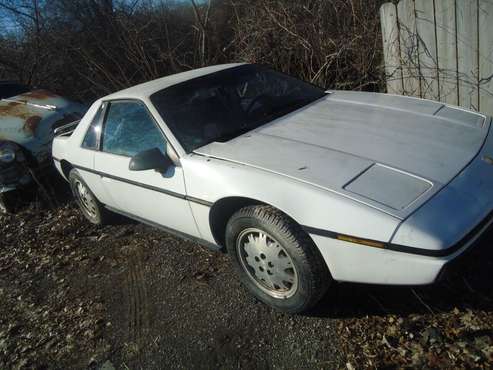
xmin=129 ymin=148 xmax=173 ymax=172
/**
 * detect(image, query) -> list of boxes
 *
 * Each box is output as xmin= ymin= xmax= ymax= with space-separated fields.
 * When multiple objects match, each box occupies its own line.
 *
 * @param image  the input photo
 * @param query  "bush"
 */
xmin=0 ymin=0 xmax=386 ymax=102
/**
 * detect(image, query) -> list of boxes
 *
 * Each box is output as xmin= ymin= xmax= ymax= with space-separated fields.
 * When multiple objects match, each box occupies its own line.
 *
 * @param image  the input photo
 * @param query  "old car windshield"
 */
xmin=0 ymin=82 xmax=30 ymax=99
xmin=150 ymin=64 xmax=325 ymax=152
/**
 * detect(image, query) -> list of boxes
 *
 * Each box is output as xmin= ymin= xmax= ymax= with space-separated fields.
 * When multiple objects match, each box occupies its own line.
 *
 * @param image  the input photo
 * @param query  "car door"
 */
xmin=93 ymin=99 xmax=202 ymax=239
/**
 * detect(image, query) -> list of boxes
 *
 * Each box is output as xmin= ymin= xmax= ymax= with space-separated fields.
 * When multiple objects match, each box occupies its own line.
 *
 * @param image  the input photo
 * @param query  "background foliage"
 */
xmin=0 ymin=0 xmax=386 ymax=102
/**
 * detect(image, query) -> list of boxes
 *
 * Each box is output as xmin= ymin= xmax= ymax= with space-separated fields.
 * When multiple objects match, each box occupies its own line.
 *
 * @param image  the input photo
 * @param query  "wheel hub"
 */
xmin=237 ymin=228 xmax=298 ymax=299
xmin=75 ymin=180 xmax=97 ymax=218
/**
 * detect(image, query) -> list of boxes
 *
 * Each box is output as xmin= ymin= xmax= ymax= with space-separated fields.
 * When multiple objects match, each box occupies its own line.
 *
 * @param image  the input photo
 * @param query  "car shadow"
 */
xmin=6 ymin=170 xmax=73 ymax=214
xmin=310 ymin=233 xmax=493 ymax=318
xmin=13 ymin=170 xmax=493 ymax=319
xmin=33 ymin=172 xmax=138 ymax=226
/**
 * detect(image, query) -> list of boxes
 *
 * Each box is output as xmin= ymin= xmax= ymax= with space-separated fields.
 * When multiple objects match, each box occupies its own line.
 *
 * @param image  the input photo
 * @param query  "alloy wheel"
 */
xmin=74 ymin=180 xmax=97 ymax=218
xmin=236 ymin=228 xmax=299 ymax=299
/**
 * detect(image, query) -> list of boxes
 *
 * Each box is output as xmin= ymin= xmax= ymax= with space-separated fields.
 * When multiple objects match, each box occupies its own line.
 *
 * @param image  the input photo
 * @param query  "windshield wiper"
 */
xmin=210 ymin=96 xmax=321 ymax=145
xmin=213 ymin=127 xmax=252 ymax=143
xmin=246 ymin=97 xmax=312 ymax=130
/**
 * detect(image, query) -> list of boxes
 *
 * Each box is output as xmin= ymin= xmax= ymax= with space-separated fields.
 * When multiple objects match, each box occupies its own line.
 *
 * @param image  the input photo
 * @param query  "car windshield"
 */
xmin=150 ymin=64 xmax=326 ymax=152
xmin=0 ymin=83 xmax=30 ymax=99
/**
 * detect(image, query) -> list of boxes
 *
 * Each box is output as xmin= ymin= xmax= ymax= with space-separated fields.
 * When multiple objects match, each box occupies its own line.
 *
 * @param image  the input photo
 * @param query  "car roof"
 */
xmin=103 ymin=63 xmax=246 ymax=101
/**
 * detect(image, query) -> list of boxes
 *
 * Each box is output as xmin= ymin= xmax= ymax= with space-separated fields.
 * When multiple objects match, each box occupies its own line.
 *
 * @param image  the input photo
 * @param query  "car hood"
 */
xmin=194 ymin=91 xmax=489 ymax=218
xmin=0 ymin=90 xmax=84 ymax=156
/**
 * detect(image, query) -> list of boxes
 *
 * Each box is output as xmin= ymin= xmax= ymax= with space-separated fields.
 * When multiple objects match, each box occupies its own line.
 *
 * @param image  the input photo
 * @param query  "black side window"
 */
xmin=101 ymin=101 xmax=166 ymax=157
xmin=82 ymin=103 xmax=105 ymax=149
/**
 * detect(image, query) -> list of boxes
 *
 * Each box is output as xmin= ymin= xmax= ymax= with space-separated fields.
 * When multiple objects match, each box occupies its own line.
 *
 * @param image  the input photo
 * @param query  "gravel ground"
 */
xmin=0 ymin=189 xmax=492 ymax=369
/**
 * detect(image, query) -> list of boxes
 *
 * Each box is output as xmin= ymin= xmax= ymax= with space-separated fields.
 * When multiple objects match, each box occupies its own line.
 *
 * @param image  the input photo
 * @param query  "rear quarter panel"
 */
xmin=52 ymin=100 xmax=114 ymax=205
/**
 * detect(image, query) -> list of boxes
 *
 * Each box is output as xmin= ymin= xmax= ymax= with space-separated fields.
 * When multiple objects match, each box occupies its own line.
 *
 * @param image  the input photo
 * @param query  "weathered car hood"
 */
xmin=0 ymin=90 xmax=85 ymax=159
xmin=195 ymin=91 xmax=489 ymax=218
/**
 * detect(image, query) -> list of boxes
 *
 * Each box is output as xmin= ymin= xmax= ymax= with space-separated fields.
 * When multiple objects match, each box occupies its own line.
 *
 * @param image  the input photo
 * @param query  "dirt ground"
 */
xmin=0 ymin=184 xmax=492 ymax=369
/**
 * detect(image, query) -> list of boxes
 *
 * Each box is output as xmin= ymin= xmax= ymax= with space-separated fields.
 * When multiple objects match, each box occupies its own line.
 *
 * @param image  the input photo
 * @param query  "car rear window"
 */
xmin=82 ymin=103 xmax=105 ymax=150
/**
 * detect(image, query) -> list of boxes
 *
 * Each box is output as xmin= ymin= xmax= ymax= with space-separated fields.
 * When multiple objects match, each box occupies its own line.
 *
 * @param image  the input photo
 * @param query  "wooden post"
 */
xmin=381 ymin=2 xmax=403 ymax=94
xmin=381 ymin=0 xmax=493 ymax=116
xmin=398 ymin=0 xmax=421 ymax=96
xmin=479 ymin=0 xmax=493 ymax=116
xmin=435 ymin=0 xmax=459 ymax=106
xmin=415 ymin=0 xmax=440 ymax=100
xmin=456 ymin=0 xmax=479 ymax=111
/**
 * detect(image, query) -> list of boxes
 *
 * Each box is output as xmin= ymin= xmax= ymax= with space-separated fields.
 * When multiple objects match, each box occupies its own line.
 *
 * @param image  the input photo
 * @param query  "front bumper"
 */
xmin=436 ymin=224 xmax=493 ymax=282
xmin=311 ymin=212 xmax=493 ymax=285
xmin=311 ymin=116 xmax=493 ymax=285
xmin=391 ymin=116 xmax=493 ymax=255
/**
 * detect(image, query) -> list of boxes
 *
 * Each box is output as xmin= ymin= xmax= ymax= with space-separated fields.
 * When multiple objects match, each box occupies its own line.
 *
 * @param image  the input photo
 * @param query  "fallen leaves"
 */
xmin=0 ymin=204 xmax=111 ymax=369
xmin=1 ymin=200 xmax=492 ymax=369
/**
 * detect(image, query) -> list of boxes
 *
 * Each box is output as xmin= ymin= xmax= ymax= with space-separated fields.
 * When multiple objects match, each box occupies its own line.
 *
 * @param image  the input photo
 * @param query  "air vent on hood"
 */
xmin=344 ymin=164 xmax=432 ymax=210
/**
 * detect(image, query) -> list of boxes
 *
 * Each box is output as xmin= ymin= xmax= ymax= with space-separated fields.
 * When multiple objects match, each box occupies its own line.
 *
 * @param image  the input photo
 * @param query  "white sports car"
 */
xmin=52 ymin=64 xmax=493 ymax=313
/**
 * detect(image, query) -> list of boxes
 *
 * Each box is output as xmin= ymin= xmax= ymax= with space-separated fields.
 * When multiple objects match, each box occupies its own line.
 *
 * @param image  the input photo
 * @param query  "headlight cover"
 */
xmin=0 ymin=141 xmax=21 ymax=164
xmin=0 ymin=148 xmax=16 ymax=163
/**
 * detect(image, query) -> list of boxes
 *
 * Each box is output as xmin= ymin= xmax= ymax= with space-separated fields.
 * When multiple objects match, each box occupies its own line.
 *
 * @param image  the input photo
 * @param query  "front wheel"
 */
xmin=225 ymin=205 xmax=331 ymax=313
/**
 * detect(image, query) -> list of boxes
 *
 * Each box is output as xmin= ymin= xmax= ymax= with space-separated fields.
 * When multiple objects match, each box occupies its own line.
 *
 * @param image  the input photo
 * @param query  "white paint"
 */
xmin=393 ymin=117 xmax=493 ymax=249
xmin=104 ymin=63 xmax=244 ymax=100
xmin=313 ymin=235 xmax=446 ymax=285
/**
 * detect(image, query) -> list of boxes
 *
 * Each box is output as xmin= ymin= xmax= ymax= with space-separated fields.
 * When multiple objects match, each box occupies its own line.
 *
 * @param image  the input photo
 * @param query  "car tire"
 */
xmin=0 ymin=191 xmax=17 ymax=213
xmin=69 ymin=169 xmax=111 ymax=225
xmin=225 ymin=205 xmax=331 ymax=313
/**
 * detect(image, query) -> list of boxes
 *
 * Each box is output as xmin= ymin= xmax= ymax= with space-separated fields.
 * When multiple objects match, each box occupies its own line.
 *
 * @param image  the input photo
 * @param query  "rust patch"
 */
xmin=20 ymin=89 xmax=59 ymax=100
xmin=8 ymin=101 xmax=21 ymax=107
xmin=0 ymin=99 xmax=32 ymax=120
xmin=0 ymin=102 xmax=31 ymax=119
xmin=23 ymin=116 xmax=42 ymax=135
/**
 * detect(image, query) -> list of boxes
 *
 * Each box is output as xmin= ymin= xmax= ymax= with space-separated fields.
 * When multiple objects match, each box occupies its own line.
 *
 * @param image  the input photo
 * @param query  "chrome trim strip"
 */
xmin=72 ymin=163 xmax=213 ymax=207
xmin=304 ymin=211 xmax=493 ymax=257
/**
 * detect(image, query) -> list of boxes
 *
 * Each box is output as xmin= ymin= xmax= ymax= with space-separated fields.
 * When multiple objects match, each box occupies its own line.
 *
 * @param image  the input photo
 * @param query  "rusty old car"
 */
xmin=0 ymin=81 xmax=86 ymax=212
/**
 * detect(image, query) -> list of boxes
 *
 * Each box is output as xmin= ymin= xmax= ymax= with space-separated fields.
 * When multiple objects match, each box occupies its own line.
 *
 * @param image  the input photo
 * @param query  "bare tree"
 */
xmin=190 ymin=0 xmax=212 ymax=66
xmin=0 ymin=0 xmax=45 ymax=83
xmin=0 ymin=0 xmax=387 ymax=102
